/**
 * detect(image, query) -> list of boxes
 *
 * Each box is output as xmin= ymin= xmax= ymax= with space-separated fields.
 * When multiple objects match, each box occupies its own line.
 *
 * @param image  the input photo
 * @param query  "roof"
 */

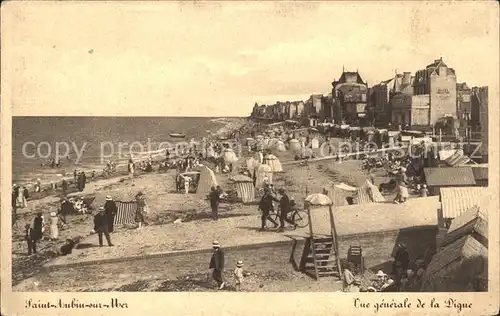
xmin=425 ymin=234 xmax=487 ymax=277
xmin=441 ymin=205 xmax=488 ymax=248
xmin=440 ymin=187 xmax=487 ymax=218
xmin=424 ymin=167 xmax=476 ymax=187
xmin=292 ymin=196 xmax=440 ymax=237
xmin=471 ymin=166 xmax=488 ymax=180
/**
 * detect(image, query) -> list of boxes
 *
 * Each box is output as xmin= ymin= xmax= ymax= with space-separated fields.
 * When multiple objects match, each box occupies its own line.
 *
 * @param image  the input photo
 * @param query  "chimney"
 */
xmin=403 ymin=72 xmax=411 ymax=85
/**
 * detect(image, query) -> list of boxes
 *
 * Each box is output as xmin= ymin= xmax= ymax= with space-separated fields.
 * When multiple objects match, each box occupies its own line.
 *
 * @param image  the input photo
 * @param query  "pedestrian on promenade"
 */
xmin=233 ymin=260 xmax=244 ymax=292
xmin=25 ymin=224 xmax=38 ymax=255
xmin=277 ymin=188 xmax=295 ymax=232
xmin=104 ymin=196 xmax=118 ymax=233
xmin=209 ymin=240 xmax=225 ymax=290
xmin=258 ymin=186 xmax=279 ymax=231
xmin=93 ymin=206 xmax=114 ymax=247
xmin=209 ymin=187 xmax=221 ymax=220
xmin=135 ymin=191 xmax=147 ymax=230
xmin=49 ymin=211 xmax=59 ymax=241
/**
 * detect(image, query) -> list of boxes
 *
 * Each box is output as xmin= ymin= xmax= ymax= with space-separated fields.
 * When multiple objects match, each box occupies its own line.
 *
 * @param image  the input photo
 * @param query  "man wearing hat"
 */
xmin=209 ymin=240 xmax=225 ymax=289
xmin=277 ymin=188 xmax=295 ymax=232
xmin=393 ymin=242 xmax=410 ymax=276
xmin=258 ymin=186 xmax=279 ymax=231
xmin=104 ymin=196 xmax=118 ymax=233
xmin=93 ymin=206 xmax=114 ymax=247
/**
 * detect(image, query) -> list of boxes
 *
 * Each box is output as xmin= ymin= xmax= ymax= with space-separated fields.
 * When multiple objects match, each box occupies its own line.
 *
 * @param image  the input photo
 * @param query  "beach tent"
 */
xmin=231 ymin=174 xmax=255 ymax=203
xmin=222 ymin=148 xmax=238 ymax=164
xmin=276 ymin=140 xmax=286 ymax=152
xmin=356 ymin=179 xmax=385 ymax=204
xmin=196 ymin=165 xmax=218 ymax=196
xmin=311 ymin=138 xmax=319 ymax=149
xmin=289 ymin=139 xmax=301 ymax=152
xmin=256 ymin=164 xmax=273 ymax=187
xmin=324 ymin=183 xmax=355 ymax=207
xmin=246 ymin=157 xmax=260 ymax=172
xmin=263 ymin=154 xmax=283 ymax=172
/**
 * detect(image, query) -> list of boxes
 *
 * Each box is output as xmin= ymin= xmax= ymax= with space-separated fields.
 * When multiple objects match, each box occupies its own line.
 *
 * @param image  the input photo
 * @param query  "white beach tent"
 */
xmin=231 ymin=174 xmax=256 ymax=203
xmin=263 ymin=154 xmax=283 ymax=172
xmin=325 ymin=183 xmax=357 ymax=207
xmin=356 ymin=179 xmax=385 ymax=204
xmin=256 ymin=164 xmax=273 ymax=187
xmin=246 ymin=157 xmax=260 ymax=173
xmin=289 ymin=139 xmax=301 ymax=152
xmin=276 ymin=140 xmax=286 ymax=152
xmin=311 ymin=137 xmax=320 ymax=149
xmin=222 ymin=148 xmax=238 ymax=164
xmin=196 ymin=165 xmax=218 ymax=196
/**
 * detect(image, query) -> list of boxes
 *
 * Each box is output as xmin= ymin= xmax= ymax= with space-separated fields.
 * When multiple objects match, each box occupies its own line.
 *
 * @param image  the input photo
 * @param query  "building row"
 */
xmin=251 ymin=58 xmax=488 ymax=135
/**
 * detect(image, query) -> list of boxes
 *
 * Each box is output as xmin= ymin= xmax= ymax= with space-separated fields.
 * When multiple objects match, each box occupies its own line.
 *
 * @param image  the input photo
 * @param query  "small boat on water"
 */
xmin=169 ymin=133 xmax=186 ymax=138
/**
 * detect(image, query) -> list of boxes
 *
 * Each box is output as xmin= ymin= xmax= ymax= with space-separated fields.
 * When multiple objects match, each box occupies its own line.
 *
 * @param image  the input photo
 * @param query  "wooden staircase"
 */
xmin=304 ymin=207 xmax=343 ymax=281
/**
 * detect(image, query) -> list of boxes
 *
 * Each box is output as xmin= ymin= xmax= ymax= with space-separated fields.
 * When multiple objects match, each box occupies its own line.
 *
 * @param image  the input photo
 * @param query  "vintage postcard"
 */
xmin=1 ymin=1 xmax=499 ymax=315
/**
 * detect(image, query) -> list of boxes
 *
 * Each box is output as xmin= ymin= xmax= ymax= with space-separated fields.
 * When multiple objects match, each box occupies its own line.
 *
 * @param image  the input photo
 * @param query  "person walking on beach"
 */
xmin=209 ymin=240 xmax=225 ymax=290
xmin=209 ymin=186 xmax=221 ymax=220
xmin=233 ymin=260 xmax=245 ymax=292
xmin=135 ymin=191 xmax=147 ymax=230
xmin=183 ymin=175 xmax=191 ymax=194
xmin=25 ymin=224 xmax=38 ymax=255
xmin=61 ymin=179 xmax=68 ymax=195
xmin=32 ymin=212 xmax=44 ymax=245
xmin=104 ymin=196 xmax=118 ymax=233
xmin=277 ymin=188 xmax=296 ymax=232
xmin=49 ymin=211 xmax=59 ymax=241
xmin=258 ymin=187 xmax=279 ymax=231
xmin=93 ymin=206 xmax=114 ymax=247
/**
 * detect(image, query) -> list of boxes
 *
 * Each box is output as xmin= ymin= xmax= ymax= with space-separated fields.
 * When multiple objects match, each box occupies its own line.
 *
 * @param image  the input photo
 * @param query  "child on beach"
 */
xmin=233 ymin=260 xmax=244 ymax=291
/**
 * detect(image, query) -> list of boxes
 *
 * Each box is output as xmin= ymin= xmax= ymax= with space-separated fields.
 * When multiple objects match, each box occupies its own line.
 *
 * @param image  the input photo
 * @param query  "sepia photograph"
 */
xmin=1 ymin=1 xmax=499 ymax=315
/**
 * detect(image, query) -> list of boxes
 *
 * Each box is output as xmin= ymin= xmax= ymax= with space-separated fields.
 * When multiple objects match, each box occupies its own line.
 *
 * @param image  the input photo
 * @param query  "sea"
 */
xmin=12 ymin=116 xmax=243 ymax=184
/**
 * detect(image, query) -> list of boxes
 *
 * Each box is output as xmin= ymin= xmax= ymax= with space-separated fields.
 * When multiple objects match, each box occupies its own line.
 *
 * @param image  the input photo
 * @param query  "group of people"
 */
xmin=24 ymin=211 xmax=61 ymax=254
xmin=258 ymin=184 xmax=296 ymax=232
xmin=343 ymin=243 xmax=427 ymax=292
xmin=73 ymin=170 xmax=87 ymax=192
xmin=207 ymin=240 xmax=245 ymax=291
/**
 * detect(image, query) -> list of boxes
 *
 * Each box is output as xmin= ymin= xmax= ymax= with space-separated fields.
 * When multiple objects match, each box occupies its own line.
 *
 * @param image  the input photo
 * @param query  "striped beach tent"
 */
xmin=356 ymin=180 xmax=385 ymax=204
xmin=325 ymin=183 xmax=356 ymax=207
xmin=246 ymin=157 xmax=260 ymax=173
xmin=223 ymin=148 xmax=238 ymax=164
xmin=263 ymin=154 xmax=283 ymax=172
xmin=232 ymin=174 xmax=255 ymax=203
xmin=197 ymin=165 xmax=218 ymax=196
xmin=114 ymin=201 xmax=138 ymax=225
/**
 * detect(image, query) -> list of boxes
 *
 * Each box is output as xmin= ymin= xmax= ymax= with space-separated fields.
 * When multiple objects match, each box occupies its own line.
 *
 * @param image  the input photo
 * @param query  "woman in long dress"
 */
xmin=49 ymin=212 xmax=59 ymax=240
xmin=134 ymin=191 xmax=146 ymax=229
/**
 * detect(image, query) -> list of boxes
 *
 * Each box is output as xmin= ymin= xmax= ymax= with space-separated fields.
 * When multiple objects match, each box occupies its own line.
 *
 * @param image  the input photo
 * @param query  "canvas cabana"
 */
xmin=356 ymin=179 xmax=385 ymax=204
xmin=311 ymin=137 xmax=320 ymax=149
xmin=246 ymin=157 xmax=260 ymax=173
xmin=263 ymin=154 xmax=283 ymax=172
xmin=231 ymin=174 xmax=255 ymax=203
xmin=196 ymin=165 xmax=218 ymax=196
xmin=256 ymin=163 xmax=273 ymax=187
xmin=289 ymin=139 xmax=301 ymax=152
xmin=276 ymin=140 xmax=286 ymax=152
xmin=222 ymin=148 xmax=238 ymax=164
xmin=324 ymin=183 xmax=357 ymax=207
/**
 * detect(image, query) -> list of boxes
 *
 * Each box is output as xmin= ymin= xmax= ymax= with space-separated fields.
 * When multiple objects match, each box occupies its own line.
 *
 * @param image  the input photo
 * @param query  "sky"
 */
xmin=2 ymin=1 xmax=499 ymax=117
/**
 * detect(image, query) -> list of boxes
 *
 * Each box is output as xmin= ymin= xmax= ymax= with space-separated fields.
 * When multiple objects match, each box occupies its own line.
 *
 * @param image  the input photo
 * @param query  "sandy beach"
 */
xmin=11 ymin=117 xmax=401 ymax=291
